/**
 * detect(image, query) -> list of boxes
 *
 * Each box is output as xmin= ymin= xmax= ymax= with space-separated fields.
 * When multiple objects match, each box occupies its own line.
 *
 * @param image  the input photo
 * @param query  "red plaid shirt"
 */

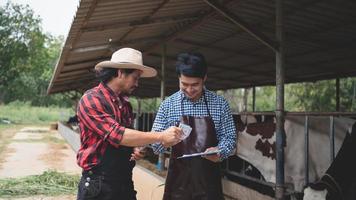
xmin=76 ymin=82 xmax=133 ymax=170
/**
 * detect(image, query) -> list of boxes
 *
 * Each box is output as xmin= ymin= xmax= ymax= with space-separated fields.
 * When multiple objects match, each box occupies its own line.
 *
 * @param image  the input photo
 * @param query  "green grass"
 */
xmin=0 ymin=101 xmax=74 ymax=124
xmin=0 ymin=170 xmax=79 ymax=197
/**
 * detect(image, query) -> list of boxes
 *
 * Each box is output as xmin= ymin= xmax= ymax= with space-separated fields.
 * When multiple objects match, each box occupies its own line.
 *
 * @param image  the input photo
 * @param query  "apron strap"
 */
xmin=180 ymin=90 xmax=211 ymax=117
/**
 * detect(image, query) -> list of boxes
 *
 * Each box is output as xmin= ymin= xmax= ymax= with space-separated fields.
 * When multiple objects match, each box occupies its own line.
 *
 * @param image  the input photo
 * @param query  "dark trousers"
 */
xmin=77 ymin=173 xmax=137 ymax=200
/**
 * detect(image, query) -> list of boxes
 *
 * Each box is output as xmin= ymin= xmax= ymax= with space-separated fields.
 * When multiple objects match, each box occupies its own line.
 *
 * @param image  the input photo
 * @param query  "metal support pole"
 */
xmin=160 ymin=46 xmax=166 ymax=102
xmin=329 ymin=116 xmax=335 ymax=162
xmin=275 ymin=0 xmax=285 ymax=199
xmin=157 ymin=44 xmax=166 ymax=171
xmin=336 ymin=78 xmax=340 ymax=112
xmin=146 ymin=112 xmax=150 ymax=131
xmin=134 ymin=99 xmax=141 ymax=129
xmin=143 ymin=113 xmax=147 ymax=131
xmin=243 ymin=88 xmax=248 ymax=111
xmin=252 ymin=86 xmax=256 ymax=112
xmin=352 ymin=80 xmax=356 ymax=111
xmin=304 ymin=116 xmax=309 ymax=186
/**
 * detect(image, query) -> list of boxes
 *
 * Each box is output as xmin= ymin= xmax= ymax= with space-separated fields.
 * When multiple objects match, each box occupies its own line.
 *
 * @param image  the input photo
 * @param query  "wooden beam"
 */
xmin=56 ymin=74 xmax=94 ymax=82
xmin=50 ymin=82 xmax=95 ymax=94
xmin=82 ymin=14 xmax=199 ymax=33
xmin=116 ymin=0 xmax=171 ymax=43
xmin=71 ymin=36 xmax=163 ymax=53
xmin=69 ymin=0 xmax=100 ymax=49
xmin=62 ymin=57 xmax=108 ymax=71
xmin=194 ymin=0 xmax=324 ymax=56
xmin=174 ymin=38 xmax=270 ymax=59
xmin=59 ymin=69 xmax=93 ymax=78
xmin=48 ymin=0 xmax=100 ymax=95
xmin=142 ymin=7 xmax=219 ymax=53
xmin=147 ymin=53 xmax=274 ymax=78
xmin=204 ymin=0 xmax=278 ymax=52
xmin=70 ymin=44 xmax=109 ymax=53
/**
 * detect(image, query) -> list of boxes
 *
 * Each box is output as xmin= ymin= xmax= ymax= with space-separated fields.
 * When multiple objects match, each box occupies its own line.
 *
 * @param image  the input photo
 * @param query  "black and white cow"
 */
xmin=233 ymin=114 xmax=356 ymax=194
xmin=303 ymin=122 xmax=356 ymax=200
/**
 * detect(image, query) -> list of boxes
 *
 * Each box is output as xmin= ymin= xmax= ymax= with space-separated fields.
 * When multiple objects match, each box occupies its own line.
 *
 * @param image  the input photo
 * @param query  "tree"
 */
xmin=219 ymin=78 xmax=356 ymax=113
xmin=0 ymin=3 xmax=42 ymax=87
xmin=0 ymin=2 xmax=73 ymax=107
xmin=287 ymin=78 xmax=356 ymax=112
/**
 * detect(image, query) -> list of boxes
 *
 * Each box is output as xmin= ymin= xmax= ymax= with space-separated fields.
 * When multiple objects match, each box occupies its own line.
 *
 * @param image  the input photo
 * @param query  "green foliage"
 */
xmin=255 ymin=86 xmax=276 ymax=111
xmin=0 ymin=101 xmax=74 ymax=124
xmin=217 ymin=89 xmax=245 ymax=113
xmin=287 ymin=80 xmax=334 ymax=111
xmin=287 ymin=78 xmax=356 ymax=112
xmin=0 ymin=2 xmax=73 ymax=106
xmin=0 ymin=2 xmax=41 ymax=85
xmin=219 ymin=78 xmax=356 ymax=112
xmin=218 ymin=87 xmax=277 ymax=112
xmin=130 ymin=97 xmax=161 ymax=113
xmin=339 ymin=77 xmax=356 ymax=111
xmin=0 ymin=170 xmax=79 ymax=197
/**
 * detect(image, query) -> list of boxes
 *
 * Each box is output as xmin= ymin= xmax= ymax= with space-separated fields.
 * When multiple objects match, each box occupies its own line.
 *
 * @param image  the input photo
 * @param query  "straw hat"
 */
xmin=95 ymin=47 xmax=157 ymax=78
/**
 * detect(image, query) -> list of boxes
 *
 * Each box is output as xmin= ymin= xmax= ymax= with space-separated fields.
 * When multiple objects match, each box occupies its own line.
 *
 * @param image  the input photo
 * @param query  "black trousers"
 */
xmin=77 ymin=174 xmax=137 ymax=200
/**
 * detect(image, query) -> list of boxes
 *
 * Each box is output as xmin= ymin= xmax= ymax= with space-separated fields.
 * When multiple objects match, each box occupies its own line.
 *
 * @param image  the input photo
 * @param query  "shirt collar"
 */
xmin=179 ymin=89 xmax=206 ymax=104
xmin=99 ymin=82 xmax=129 ymax=103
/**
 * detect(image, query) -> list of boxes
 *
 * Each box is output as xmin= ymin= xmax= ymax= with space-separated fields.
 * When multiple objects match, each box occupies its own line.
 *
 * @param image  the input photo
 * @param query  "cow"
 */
xmin=303 ymin=122 xmax=356 ymax=200
xmin=233 ymin=114 xmax=356 ymax=195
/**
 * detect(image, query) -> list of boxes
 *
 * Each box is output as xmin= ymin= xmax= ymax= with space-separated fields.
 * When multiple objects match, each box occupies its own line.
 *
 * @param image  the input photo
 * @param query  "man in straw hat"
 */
xmin=151 ymin=52 xmax=236 ymax=200
xmin=76 ymin=47 xmax=182 ymax=200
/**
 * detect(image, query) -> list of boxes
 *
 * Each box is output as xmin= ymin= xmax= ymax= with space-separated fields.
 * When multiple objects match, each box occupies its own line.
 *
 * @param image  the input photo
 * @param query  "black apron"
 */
xmin=163 ymin=93 xmax=224 ymax=200
xmin=77 ymin=98 xmax=136 ymax=200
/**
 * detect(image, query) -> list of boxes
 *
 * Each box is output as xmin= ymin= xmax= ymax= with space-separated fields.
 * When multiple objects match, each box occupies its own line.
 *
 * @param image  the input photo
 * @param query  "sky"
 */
xmin=1 ymin=0 xmax=80 ymax=37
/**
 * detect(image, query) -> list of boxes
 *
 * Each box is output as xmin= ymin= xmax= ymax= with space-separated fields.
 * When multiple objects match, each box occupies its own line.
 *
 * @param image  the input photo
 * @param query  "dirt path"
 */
xmin=0 ymin=126 xmax=81 ymax=178
xmin=0 ymin=126 xmax=167 ymax=200
xmin=133 ymin=165 xmax=165 ymax=200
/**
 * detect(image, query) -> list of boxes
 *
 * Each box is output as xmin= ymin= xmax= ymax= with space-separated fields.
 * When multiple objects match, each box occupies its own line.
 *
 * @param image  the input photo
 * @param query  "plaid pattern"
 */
xmin=151 ymin=89 xmax=236 ymax=160
xmin=76 ymin=82 xmax=133 ymax=170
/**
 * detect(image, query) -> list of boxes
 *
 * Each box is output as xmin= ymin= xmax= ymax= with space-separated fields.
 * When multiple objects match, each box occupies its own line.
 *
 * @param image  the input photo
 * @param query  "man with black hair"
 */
xmin=76 ymin=47 xmax=182 ymax=200
xmin=152 ymin=52 xmax=236 ymax=200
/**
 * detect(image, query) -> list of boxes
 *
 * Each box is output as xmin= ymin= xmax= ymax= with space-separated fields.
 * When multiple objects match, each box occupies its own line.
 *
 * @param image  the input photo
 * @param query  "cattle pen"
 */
xmin=128 ymin=111 xmax=356 ymax=199
xmin=47 ymin=0 xmax=356 ymax=199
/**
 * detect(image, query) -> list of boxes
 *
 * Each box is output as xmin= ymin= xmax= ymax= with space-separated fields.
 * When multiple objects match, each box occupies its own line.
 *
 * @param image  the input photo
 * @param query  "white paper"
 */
xmin=177 ymin=150 xmax=220 ymax=159
xmin=178 ymin=123 xmax=192 ymax=140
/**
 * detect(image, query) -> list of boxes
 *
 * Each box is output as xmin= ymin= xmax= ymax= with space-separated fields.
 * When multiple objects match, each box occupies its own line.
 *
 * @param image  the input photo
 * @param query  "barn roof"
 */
xmin=47 ymin=0 xmax=356 ymax=98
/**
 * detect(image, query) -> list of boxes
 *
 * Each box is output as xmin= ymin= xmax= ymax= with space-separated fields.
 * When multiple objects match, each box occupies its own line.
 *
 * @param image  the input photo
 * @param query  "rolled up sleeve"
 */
xmin=217 ymin=99 xmax=237 ymax=160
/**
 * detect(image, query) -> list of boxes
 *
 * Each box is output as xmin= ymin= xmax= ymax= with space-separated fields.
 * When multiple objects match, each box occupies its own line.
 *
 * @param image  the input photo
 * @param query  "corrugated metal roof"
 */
xmin=48 ymin=0 xmax=356 ymax=98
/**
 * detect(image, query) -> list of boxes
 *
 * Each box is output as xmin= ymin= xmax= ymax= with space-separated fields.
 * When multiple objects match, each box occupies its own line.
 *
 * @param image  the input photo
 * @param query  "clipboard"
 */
xmin=177 ymin=150 xmax=220 ymax=159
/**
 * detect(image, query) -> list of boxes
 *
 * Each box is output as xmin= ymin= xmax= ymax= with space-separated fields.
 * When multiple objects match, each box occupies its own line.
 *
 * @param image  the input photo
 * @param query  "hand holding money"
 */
xmin=160 ymin=126 xmax=182 ymax=147
xmin=178 ymin=123 xmax=192 ymax=140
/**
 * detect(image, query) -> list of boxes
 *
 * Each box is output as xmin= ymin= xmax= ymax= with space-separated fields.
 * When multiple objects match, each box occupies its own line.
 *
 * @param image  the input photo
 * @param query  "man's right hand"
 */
xmin=159 ymin=126 xmax=182 ymax=147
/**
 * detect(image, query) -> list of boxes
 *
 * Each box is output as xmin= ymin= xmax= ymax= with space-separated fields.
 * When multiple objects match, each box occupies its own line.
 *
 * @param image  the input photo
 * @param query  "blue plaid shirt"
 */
xmin=151 ymin=89 xmax=236 ymax=160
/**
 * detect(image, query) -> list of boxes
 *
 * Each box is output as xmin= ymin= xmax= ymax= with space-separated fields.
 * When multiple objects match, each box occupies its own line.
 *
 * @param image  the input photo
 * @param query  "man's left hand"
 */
xmin=202 ymin=147 xmax=221 ymax=162
xmin=130 ymin=147 xmax=146 ymax=161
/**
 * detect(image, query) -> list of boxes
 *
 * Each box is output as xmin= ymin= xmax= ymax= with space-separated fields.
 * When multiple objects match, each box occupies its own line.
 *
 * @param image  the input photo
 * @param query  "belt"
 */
xmin=82 ymin=169 xmax=129 ymax=181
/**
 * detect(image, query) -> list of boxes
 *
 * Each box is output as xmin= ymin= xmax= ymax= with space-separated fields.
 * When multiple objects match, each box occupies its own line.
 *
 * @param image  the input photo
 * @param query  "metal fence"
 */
xmin=134 ymin=111 xmax=356 ymax=197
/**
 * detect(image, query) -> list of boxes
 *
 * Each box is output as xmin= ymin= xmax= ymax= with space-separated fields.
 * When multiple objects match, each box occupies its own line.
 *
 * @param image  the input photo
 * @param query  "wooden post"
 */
xmin=157 ymin=44 xmax=166 ymax=171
